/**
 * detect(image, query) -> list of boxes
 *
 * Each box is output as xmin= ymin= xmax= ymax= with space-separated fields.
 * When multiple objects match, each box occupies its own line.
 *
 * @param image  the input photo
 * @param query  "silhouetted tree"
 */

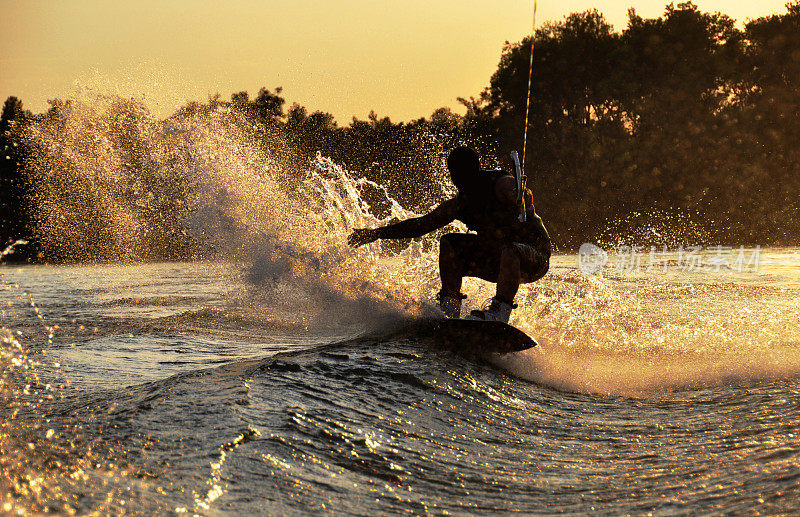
xmin=0 ymin=96 xmax=34 ymax=258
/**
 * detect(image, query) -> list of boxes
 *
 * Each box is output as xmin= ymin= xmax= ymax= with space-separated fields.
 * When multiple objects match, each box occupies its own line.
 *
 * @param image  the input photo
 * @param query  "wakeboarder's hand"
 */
xmin=348 ymin=228 xmax=379 ymax=247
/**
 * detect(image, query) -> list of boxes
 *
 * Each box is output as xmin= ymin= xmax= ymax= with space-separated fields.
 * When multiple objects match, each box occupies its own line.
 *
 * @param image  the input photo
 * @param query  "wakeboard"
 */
xmin=419 ymin=318 xmax=538 ymax=355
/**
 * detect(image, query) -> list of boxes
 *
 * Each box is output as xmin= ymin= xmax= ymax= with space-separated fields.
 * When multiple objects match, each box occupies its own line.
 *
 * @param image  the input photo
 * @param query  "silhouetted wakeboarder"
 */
xmin=348 ymin=146 xmax=551 ymax=323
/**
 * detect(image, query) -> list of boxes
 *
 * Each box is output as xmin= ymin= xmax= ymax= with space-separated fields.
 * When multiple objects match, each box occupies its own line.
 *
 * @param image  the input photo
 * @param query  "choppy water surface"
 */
xmin=2 ymin=250 xmax=799 ymax=515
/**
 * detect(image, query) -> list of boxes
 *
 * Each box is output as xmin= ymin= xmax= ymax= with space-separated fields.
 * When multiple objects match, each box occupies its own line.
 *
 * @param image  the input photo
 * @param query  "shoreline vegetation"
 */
xmin=2 ymin=2 xmax=800 ymax=264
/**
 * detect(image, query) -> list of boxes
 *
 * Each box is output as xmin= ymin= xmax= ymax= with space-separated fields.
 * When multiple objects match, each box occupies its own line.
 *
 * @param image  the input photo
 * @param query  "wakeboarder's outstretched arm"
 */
xmin=348 ymin=198 xmax=459 ymax=247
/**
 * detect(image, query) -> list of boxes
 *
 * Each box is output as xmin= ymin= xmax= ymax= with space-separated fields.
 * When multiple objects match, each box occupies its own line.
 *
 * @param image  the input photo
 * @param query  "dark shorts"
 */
xmin=441 ymin=233 xmax=550 ymax=283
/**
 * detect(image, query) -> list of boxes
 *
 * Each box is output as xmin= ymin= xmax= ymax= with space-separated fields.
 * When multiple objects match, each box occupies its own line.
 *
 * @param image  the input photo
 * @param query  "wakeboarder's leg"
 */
xmin=439 ymin=234 xmax=464 ymax=295
xmin=438 ymin=234 xmax=467 ymax=318
xmin=465 ymin=245 xmax=520 ymax=323
xmin=496 ymin=246 xmax=522 ymax=302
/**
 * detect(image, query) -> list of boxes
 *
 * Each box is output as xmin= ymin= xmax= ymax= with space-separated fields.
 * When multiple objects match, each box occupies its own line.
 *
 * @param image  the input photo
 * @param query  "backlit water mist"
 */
xmin=2 ymin=96 xmax=799 ymax=514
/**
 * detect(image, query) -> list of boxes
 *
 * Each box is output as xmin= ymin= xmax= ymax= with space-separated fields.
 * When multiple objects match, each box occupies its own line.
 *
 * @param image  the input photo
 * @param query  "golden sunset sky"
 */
xmin=0 ymin=0 xmax=791 ymax=123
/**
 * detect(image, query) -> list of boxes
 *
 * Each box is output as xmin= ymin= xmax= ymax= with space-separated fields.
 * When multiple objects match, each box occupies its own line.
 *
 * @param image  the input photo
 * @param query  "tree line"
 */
xmin=2 ymin=2 xmax=799 ymax=262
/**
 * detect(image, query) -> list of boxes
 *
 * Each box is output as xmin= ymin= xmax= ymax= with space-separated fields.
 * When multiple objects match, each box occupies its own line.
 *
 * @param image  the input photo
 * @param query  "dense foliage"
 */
xmin=2 ymin=2 xmax=799 ymax=261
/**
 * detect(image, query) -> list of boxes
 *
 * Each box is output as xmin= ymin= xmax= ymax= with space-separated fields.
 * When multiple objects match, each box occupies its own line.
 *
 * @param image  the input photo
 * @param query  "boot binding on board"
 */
xmin=465 ymin=297 xmax=517 ymax=324
xmin=437 ymin=290 xmax=467 ymax=319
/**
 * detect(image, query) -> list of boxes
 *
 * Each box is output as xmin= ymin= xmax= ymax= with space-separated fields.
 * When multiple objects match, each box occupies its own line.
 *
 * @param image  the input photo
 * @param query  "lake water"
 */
xmin=2 ymin=248 xmax=799 ymax=514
